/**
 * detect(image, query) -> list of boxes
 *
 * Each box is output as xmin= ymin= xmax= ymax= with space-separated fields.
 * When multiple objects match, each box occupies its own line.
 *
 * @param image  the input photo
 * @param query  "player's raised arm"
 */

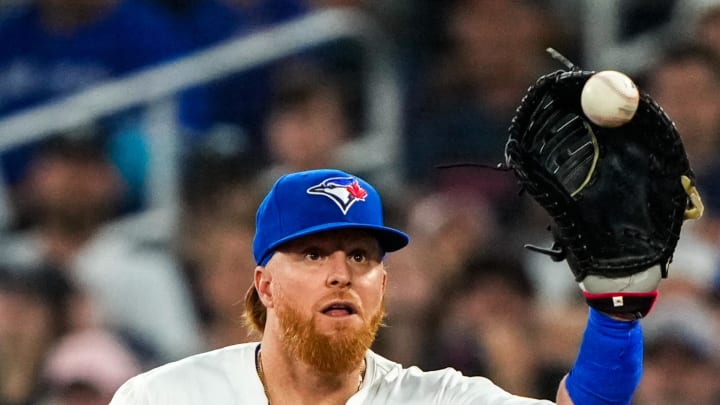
xmin=504 ymin=49 xmax=704 ymax=405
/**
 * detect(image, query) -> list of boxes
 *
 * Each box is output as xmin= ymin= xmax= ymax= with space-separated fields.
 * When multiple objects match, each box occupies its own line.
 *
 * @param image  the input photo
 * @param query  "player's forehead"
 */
xmin=278 ymin=229 xmax=381 ymax=252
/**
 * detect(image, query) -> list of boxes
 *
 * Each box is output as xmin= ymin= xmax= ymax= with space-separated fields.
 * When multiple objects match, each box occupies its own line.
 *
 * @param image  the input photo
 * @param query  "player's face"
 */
xmin=267 ymin=229 xmax=386 ymax=330
xmin=260 ymin=229 xmax=387 ymax=371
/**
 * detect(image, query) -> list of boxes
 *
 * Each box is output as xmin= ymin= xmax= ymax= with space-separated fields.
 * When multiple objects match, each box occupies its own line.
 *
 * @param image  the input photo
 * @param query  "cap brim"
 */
xmin=260 ymin=222 xmax=409 ymax=264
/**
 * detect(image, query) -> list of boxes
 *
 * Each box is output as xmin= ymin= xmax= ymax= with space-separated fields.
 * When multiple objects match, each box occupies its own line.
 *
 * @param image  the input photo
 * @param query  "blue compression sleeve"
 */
xmin=565 ymin=308 xmax=643 ymax=405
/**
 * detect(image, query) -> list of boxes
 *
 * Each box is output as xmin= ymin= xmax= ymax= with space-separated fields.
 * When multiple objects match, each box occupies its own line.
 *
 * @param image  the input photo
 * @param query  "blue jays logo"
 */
xmin=307 ymin=176 xmax=368 ymax=214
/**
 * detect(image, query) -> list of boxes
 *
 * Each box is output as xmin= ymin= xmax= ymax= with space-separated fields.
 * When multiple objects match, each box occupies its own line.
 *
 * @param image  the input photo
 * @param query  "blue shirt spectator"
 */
xmin=0 ymin=0 xmax=187 ymax=117
xmin=150 ymin=0 xmax=310 ymax=151
xmin=0 ymin=0 xmax=190 ymax=210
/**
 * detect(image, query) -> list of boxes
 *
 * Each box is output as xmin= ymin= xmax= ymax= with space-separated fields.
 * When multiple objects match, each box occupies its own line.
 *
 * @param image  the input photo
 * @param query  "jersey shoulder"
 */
xmin=110 ymin=342 xmax=265 ymax=405
xmin=360 ymin=351 xmax=554 ymax=405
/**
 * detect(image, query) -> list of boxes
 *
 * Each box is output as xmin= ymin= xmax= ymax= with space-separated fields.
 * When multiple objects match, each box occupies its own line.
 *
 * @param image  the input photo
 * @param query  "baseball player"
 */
xmin=109 ymin=168 xmax=656 ymax=405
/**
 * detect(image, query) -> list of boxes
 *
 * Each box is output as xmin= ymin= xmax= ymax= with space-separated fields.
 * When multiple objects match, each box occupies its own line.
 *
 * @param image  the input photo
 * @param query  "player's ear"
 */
xmin=381 ymin=268 xmax=387 ymax=295
xmin=255 ymin=265 xmax=274 ymax=308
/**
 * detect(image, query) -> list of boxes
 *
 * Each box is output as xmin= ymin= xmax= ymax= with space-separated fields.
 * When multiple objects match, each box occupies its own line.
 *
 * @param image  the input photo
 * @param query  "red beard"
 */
xmin=275 ymin=295 xmax=385 ymax=374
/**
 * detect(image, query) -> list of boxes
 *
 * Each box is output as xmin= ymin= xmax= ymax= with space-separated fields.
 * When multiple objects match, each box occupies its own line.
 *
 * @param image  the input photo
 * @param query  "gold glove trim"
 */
xmin=682 ymin=175 xmax=704 ymax=220
xmin=570 ymin=123 xmax=599 ymax=197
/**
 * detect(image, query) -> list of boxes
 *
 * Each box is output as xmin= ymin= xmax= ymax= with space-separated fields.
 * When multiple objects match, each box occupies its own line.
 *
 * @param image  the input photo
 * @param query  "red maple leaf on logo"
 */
xmin=346 ymin=181 xmax=368 ymax=200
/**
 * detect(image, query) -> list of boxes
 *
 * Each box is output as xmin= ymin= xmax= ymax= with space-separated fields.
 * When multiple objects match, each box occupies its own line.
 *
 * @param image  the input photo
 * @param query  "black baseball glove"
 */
xmin=505 ymin=50 xmax=703 ymax=318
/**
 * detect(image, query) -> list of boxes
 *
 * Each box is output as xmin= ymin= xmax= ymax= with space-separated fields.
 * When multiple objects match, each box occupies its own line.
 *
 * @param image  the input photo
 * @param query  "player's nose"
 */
xmin=326 ymin=252 xmax=352 ymax=288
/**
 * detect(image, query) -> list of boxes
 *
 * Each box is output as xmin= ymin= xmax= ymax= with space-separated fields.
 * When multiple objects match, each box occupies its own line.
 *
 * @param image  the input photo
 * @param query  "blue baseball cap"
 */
xmin=253 ymin=169 xmax=410 ymax=265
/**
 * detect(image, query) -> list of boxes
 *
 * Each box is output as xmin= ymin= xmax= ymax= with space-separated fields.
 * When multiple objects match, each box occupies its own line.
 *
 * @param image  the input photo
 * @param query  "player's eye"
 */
xmin=348 ymin=250 xmax=367 ymax=263
xmin=304 ymin=249 xmax=323 ymax=261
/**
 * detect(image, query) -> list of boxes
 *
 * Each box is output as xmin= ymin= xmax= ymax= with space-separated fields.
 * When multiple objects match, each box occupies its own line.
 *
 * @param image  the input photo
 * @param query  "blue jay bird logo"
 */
xmin=307 ymin=176 xmax=368 ymax=214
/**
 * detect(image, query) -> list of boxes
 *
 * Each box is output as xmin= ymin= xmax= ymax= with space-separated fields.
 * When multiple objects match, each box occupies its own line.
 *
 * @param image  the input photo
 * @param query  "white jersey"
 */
xmin=110 ymin=342 xmax=554 ymax=405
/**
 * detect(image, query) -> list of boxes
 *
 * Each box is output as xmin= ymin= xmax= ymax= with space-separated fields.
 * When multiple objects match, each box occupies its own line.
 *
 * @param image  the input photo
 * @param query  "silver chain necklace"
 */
xmin=255 ymin=345 xmax=365 ymax=404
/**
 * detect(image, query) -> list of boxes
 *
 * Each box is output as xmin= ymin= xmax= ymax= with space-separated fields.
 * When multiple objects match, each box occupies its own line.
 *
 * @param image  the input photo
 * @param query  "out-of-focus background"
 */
xmin=0 ymin=0 xmax=719 ymax=404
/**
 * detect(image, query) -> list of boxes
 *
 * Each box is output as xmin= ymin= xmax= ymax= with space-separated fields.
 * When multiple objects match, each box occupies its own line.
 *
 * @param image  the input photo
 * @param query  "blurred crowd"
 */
xmin=0 ymin=0 xmax=719 ymax=404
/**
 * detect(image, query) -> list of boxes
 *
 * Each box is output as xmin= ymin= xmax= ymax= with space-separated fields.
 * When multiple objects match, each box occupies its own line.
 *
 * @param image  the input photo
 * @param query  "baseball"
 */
xmin=580 ymin=70 xmax=640 ymax=128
